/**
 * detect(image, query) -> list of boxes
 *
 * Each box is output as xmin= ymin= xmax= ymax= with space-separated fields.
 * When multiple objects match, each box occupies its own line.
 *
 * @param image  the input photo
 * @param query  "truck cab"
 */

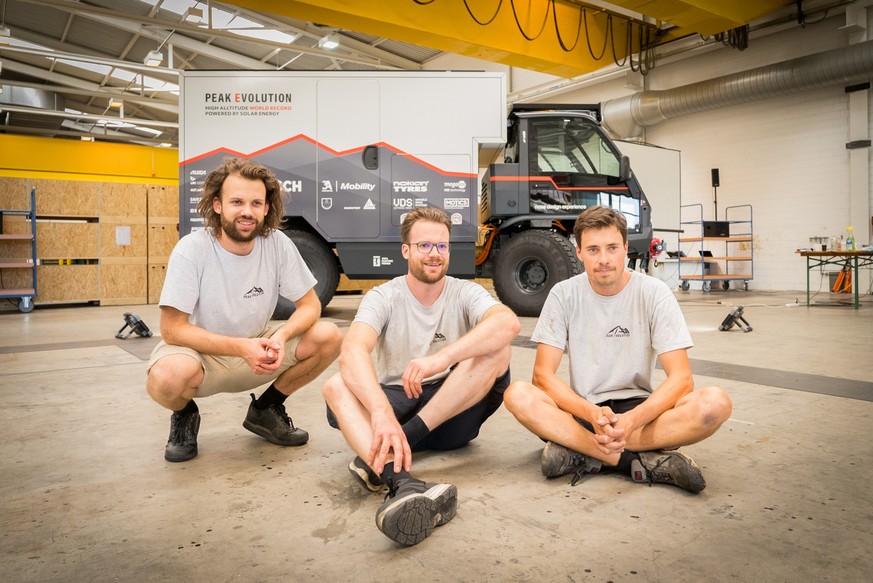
xmin=478 ymin=105 xmax=653 ymax=315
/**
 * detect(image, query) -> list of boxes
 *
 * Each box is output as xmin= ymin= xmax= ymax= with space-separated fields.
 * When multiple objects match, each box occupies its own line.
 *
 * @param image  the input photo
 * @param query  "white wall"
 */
xmin=428 ymin=12 xmax=873 ymax=293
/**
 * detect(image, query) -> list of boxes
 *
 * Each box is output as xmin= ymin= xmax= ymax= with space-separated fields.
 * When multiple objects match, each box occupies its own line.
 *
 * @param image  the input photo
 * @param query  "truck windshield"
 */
xmin=529 ymin=117 xmax=620 ymax=177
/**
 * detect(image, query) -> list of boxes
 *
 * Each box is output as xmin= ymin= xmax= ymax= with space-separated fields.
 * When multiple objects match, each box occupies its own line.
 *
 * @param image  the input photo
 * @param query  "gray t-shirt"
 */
xmin=160 ymin=228 xmax=316 ymax=338
xmin=532 ymin=271 xmax=692 ymax=404
xmin=354 ymin=275 xmax=500 ymax=386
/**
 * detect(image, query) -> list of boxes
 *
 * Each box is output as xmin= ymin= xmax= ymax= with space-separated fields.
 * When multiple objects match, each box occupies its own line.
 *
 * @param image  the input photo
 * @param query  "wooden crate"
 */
xmin=100 ymin=220 xmax=148 ymax=258
xmin=0 ymin=177 xmax=30 ymax=209
xmin=103 ymin=182 xmax=147 ymax=217
xmin=100 ymin=257 xmax=147 ymax=305
xmin=34 ymin=264 xmax=99 ymax=303
xmin=148 ymin=221 xmax=179 ymax=260
xmin=148 ymin=185 xmax=179 ymax=220
xmin=30 ymin=179 xmax=99 ymax=217
xmin=148 ymin=262 xmax=168 ymax=304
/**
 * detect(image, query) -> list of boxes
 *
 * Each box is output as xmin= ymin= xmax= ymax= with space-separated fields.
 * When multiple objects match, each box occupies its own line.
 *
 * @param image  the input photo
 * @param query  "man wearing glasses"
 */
xmin=322 ymin=207 xmax=520 ymax=546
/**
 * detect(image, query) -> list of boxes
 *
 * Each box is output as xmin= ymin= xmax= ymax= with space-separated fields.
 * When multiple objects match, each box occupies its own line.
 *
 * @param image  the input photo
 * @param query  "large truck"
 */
xmin=178 ymin=71 xmax=652 ymax=316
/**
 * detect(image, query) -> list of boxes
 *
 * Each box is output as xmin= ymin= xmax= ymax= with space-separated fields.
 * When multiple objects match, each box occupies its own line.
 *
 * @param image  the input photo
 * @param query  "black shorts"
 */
xmin=327 ymin=368 xmax=511 ymax=452
xmin=576 ymin=396 xmax=648 ymax=433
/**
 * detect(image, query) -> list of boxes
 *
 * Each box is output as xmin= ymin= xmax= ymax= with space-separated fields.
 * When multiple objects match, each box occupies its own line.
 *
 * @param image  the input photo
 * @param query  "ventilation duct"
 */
xmin=0 ymin=85 xmax=66 ymax=130
xmin=602 ymin=39 xmax=873 ymax=140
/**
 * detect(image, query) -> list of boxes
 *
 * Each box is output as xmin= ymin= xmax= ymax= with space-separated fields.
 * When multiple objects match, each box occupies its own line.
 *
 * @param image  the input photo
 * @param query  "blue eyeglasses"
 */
xmin=410 ymin=241 xmax=450 ymax=254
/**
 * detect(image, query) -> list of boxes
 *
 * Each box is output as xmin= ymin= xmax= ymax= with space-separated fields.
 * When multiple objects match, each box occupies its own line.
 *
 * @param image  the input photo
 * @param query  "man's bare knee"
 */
xmin=321 ymin=372 xmax=345 ymax=407
xmin=299 ymin=321 xmax=342 ymax=359
xmin=696 ymin=386 xmax=732 ymax=428
xmin=504 ymin=381 xmax=536 ymax=416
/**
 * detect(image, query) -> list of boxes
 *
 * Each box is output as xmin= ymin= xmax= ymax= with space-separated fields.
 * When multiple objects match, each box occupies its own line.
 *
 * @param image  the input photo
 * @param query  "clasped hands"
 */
xmin=242 ymin=337 xmax=284 ymax=375
xmin=591 ymin=406 xmax=635 ymax=456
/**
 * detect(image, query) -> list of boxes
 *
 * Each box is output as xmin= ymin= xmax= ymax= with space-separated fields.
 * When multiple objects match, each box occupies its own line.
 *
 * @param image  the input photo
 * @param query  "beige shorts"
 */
xmin=146 ymin=323 xmax=302 ymax=397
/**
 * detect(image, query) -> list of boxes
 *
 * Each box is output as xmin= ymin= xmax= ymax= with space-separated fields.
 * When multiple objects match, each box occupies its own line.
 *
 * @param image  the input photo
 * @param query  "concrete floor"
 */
xmin=1 ymin=286 xmax=872 ymax=582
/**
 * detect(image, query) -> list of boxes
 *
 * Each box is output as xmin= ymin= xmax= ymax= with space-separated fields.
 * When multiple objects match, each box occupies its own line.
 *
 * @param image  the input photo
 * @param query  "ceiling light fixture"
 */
xmin=183 ymin=7 xmax=203 ymax=23
xmin=0 ymin=26 xmax=10 ymax=45
xmin=108 ymin=98 xmax=122 ymax=109
xmin=318 ymin=34 xmax=340 ymax=50
xmin=144 ymin=50 xmax=164 ymax=67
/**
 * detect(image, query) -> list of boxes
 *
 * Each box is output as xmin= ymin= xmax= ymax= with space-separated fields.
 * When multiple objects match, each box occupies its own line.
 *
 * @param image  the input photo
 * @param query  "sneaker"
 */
xmin=349 ymin=456 xmax=383 ymax=492
xmin=165 ymin=405 xmax=200 ymax=462
xmin=242 ymin=393 xmax=309 ymax=446
xmin=541 ymin=441 xmax=602 ymax=485
xmin=632 ymin=450 xmax=706 ymax=493
xmin=375 ymin=476 xmax=457 ymax=546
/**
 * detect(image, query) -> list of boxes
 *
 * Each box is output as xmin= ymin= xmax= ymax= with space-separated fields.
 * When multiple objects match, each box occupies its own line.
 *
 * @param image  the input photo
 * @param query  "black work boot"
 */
xmin=375 ymin=476 xmax=457 ymax=546
xmin=242 ymin=393 xmax=308 ymax=446
xmin=165 ymin=404 xmax=200 ymax=462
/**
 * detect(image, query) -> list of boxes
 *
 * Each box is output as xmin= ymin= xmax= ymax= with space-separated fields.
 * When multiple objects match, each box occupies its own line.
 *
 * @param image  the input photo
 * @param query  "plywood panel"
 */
xmin=103 ymin=182 xmax=147 ymax=217
xmin=148 ymin=185 xmax=179 ymax=220
xmin=100 ymin=221 xmax=148 ymax=258
xmin=148 ymin=223 xmax=179 ymax=259
xmin=0 ymin=177 xmax=30 ymax=209
xmin=31 ymin=179 xmax=100 ymax=217
xmin=100 ymin=258 xmax=147 ymax=304
xmin=148 ymin=262 xmax=168 ymax=304
xmin=336 ymin=275 xmax=384 ymax=294
xmin=33 ymin=264 xmax=99 ymax=302
xmin=26 ymin=220 xmax=97 ymax=258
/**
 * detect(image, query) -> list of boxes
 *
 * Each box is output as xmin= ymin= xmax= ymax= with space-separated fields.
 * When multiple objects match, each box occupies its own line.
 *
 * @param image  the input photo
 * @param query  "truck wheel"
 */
xmin=493 ymin=230 xmax=582 ymax=316
xmin=273 ymin=229 xmax=340 ymax=319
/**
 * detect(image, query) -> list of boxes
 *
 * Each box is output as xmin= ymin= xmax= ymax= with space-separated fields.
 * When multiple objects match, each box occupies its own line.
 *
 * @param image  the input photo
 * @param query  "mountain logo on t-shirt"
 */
xmin=432 ymin=332 xmax=447 ymax=344
xmin=605 ymin=325 xmax=630 ymax=338
xmin=244 ymin=285 xmax=264 ymax=299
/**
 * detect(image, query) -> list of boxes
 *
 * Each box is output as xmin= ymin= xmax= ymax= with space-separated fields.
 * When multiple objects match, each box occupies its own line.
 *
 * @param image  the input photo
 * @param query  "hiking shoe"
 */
xmin=349 ymin=456 xmax=383 ymax=492
xmin=541 ymin=441 xmax=602 ymax=485
xmin=165 ymin=405 xmax=200 ymax=462
xmin=375 ymin=477 xmax=457 ymax=546
xmin=632 ymin=450 xmax=706 ymax=493
xmin=242 ymin=393 xmax=309 ymax=446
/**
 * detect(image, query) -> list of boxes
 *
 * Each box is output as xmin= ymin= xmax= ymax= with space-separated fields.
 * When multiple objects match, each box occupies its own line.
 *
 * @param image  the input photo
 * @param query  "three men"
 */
xmin=504 ymin=205 xmax=732 ymax=492
xmin=146 ymin=157 xmax=342 ymax=462
xmin=322 ymin=207 xmax=520 ymax=546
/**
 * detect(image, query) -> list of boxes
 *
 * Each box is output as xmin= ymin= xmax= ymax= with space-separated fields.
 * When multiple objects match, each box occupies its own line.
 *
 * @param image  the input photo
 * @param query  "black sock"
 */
xmin=379 ymin=464 xmax=412 ymax=485
xmin=255 ymin=384 xmax=287 ymax=410
xmin=176 ymin=400 xmax=198 ymax=415
xmin=616 ymin=451 xmax=640 ymax=475
xmin=402 ymin=415 xmax=430 ymax=448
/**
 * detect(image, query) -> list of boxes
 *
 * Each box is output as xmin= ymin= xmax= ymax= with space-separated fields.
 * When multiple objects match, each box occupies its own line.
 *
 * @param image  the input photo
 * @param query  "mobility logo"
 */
xmin=605 ymin=325 xmax=630 ymax=338
xmin=244 ymin=285 xmax=265 ymax=299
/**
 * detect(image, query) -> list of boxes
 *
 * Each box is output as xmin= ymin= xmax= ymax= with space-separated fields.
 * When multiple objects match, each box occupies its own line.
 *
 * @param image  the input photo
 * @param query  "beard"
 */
xmin=408 ymin=257 xmax=448 ymax=284
xmin=220 ymin=214 xmax=261 ymax=243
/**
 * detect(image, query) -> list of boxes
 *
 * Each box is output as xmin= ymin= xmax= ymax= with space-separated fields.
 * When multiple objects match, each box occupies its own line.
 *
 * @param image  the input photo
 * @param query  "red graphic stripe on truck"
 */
xmin=181 ymin=135 xmax=475 ymax=178
xmin=490 ymin=175 xmax=629 ymax=191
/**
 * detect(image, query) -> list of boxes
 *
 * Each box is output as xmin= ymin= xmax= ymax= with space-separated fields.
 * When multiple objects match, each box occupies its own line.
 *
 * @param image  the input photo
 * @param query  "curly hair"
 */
xmin=573 ymin=205 xmax=627 ymax=247
xmin=400 ymin=207 xmax=453 ymax=243
xmin=197 ymin=157 xmax=284 ymax=237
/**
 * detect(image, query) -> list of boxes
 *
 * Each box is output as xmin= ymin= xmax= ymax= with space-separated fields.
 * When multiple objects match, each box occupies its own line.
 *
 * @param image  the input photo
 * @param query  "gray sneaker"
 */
xmin=242 ymin=393 xmax=309 ymax=446
xmin=165 ymin=405 xmax=200 ymax=462
xmin=375 ymin=477 xmax=457 ymax=546
xmin=349 ymin=456 xmax=383 ymax=492
xmin=541 ymin=441 xmax=602 ymax=485
xmin=632 ymin=450 xmax=706 ymax=493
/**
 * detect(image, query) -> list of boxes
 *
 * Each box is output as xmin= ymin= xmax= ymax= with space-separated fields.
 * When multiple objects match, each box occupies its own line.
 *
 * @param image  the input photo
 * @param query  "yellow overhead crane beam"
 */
xmin=230 ymin=0 xmax=648 ymax=78
xmin=610 ymin=0 xmax=793 ymax=39
xmin=230 ymin=0 xmax=791 ymax=78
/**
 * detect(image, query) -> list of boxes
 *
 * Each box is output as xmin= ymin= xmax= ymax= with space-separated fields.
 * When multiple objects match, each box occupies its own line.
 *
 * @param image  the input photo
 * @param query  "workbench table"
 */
xmin=798 ymin=250 xmax=873 ymax=308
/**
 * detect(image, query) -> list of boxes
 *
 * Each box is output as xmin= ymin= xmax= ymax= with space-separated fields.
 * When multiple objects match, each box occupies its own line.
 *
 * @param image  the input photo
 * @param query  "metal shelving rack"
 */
xmin=0 ymin=187 xmax=38 ymax=312
xmin=678 ymin=203 xmax=753 ymax=292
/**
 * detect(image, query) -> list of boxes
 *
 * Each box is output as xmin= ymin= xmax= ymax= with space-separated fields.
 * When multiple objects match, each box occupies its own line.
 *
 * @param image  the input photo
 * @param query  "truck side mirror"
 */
xmin=363 ymin=145 xmax=379 ymax=170
xmin=619 ymin=155 xmax=631 ymax=182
